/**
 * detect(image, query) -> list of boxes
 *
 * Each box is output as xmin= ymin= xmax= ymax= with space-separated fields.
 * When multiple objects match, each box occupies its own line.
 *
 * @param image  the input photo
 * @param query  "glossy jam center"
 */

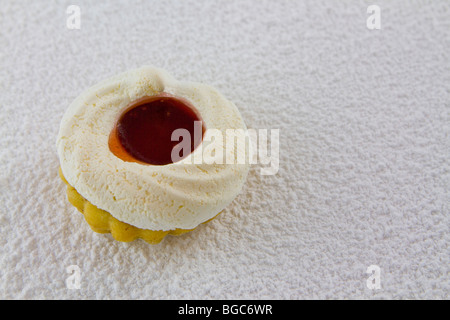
xmin=110 ymin=95 xmax=204 ymax=165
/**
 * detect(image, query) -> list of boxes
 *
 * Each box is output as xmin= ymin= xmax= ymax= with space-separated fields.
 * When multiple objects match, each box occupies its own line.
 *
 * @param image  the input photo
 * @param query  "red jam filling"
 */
xmin=109 ymin=95 xmax=204 ymax=165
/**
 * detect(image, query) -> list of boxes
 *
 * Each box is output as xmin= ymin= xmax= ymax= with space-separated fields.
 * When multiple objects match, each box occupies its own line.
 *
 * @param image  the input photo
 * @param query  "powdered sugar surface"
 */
xmin=0 ymin=0 xmax=448 ymax=299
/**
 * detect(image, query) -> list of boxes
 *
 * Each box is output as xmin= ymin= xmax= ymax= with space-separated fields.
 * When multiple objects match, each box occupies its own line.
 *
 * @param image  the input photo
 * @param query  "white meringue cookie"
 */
xmin=57 ymin=66 xmax=250 ymax=231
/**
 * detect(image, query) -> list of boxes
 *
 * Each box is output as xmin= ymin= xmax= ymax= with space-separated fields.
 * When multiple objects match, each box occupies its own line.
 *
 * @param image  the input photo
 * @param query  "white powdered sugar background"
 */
xmin=0 ymin=0 xmax=448 ymax=299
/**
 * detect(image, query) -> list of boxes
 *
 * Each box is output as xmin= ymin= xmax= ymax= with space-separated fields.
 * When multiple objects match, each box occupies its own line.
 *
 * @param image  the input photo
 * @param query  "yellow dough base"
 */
xmin=58 ymin=167 xmax=218 ymax=244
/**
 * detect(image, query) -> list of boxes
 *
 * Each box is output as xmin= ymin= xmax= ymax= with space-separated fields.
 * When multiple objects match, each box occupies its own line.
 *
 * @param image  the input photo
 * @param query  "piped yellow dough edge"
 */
xmin=58 ymin=167 xmax=218 ymax=244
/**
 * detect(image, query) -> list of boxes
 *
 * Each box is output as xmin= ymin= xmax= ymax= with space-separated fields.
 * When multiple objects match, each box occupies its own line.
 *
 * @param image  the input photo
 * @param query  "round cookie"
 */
xmin=56 ymin=66 xmax=250 ymax=243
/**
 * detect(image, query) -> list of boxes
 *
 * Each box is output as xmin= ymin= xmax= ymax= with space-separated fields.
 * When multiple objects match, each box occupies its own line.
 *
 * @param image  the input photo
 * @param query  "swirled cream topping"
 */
xmin=57 ymin=66 xmax=250 ymax=231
